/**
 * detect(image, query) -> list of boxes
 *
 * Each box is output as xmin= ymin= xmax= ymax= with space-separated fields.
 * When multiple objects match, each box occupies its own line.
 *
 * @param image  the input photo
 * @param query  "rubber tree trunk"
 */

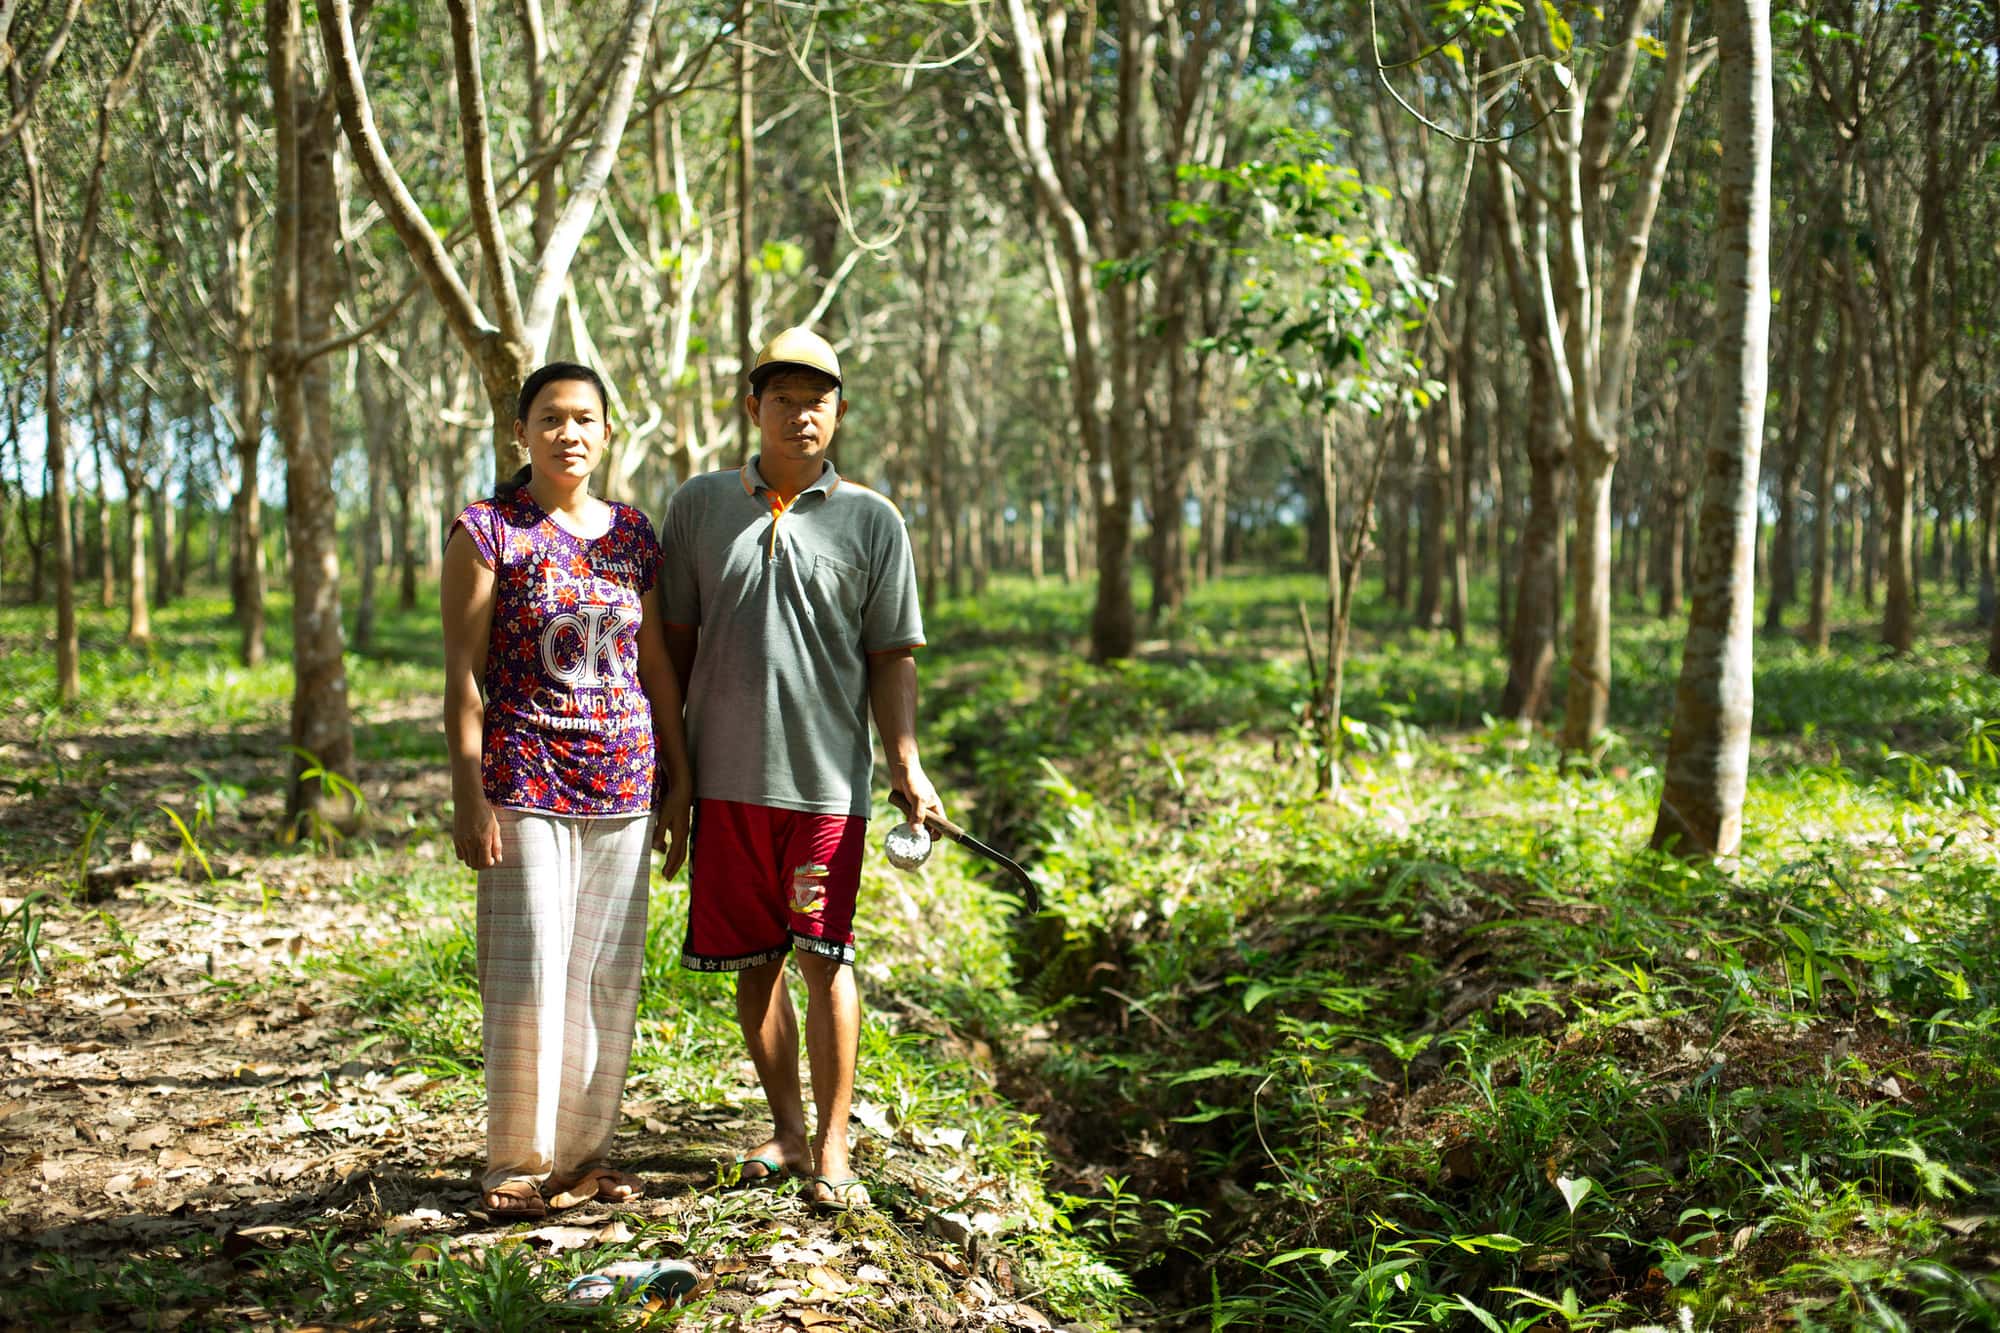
xmin=1806 ymin=317 xmax=1849 ymax=652
xmin=354 ymin=351 xmax=393 ymax=654
xmin=1655 ymin=483 xmax=1686 ymax=619
xmin=1416 ymin=408 xmax=1449 ymax=628
xmin=1562 ymin=446 xmax=1616 ymax=749
xmin=1980 ymin=460 xmax=1999 ymax=628
xmin=269 ymin=1 xmax=356 ymax=829
xmin=92 ymin=433 xmax=114 ymax=610
xmin=1652 ymin=0 xmax=1770 ymax=858
xmin=1502 ymin=360 xmax=1567 ymax=722
xmin=42 ymin=343 xmax=77 ymax=703
xmin=1148 ymin=306 xmax=1202 ymax=628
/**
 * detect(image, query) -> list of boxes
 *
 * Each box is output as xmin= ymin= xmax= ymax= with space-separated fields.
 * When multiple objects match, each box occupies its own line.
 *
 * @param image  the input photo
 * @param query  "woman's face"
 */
xmin=515 ymin=378 xmax=611 ymax=485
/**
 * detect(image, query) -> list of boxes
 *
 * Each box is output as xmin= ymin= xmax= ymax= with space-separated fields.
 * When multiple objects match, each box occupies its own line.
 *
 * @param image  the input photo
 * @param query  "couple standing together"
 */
xmin=441 ymin=328 xmax=942 ymax=1220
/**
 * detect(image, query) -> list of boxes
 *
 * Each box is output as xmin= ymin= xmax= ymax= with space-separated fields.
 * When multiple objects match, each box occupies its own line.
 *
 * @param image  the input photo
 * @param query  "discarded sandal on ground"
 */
xmin=561 ymin=1259 xmax=701 ymax=1308
xmin=810 ymin=1175 xmax=871 ymax=1213
xmin=546 ymin=1166 xmax=645 ymax=1210
xmin=481 ymin=1177 xmax=548 ymax=1221
xmin=726 ymin=1153 xmax=791 ymax=1188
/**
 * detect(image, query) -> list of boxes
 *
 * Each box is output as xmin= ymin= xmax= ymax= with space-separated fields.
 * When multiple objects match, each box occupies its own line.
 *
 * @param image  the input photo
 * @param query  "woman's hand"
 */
xmin=453 ymin=793 xmax=503 ymax=870
xmin=654 ymin=783 xmax=693 ymax=879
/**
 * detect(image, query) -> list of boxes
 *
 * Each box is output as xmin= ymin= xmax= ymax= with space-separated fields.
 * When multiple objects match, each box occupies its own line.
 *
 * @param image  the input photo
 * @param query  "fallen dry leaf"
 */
xmin=384 ymin=1210 xmax=444 ymax=1236
xmin=997 ymin=1302 xmax=1053 ymax=1328
xmin=129 ymin=1123 xmax=177 ymax=1152
xmin=521 ymin=1224 xmax=605 ymax=1252
xmin=921 ymin=1249 xmax=970 ymax=1278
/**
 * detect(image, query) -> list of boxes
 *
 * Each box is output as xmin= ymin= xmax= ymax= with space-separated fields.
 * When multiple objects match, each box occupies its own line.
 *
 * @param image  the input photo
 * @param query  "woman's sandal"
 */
xmin=481 ymin=1177 xmax=548 ymax=1221
xmin=546 ymin=1166 xmax=646 ymax=1211
xmin=809 ymin=1175 xmax=872 ymax=1213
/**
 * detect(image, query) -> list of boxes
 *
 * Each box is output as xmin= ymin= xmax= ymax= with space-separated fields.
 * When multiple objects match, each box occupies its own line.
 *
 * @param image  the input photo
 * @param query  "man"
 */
xmin=661 ymin=326 xmax=943 ymax=1213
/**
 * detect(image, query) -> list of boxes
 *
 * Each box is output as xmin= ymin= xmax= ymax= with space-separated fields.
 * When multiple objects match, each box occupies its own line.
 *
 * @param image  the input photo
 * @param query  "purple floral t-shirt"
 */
xmin=453 ymin=492 xmax=662 ymax=817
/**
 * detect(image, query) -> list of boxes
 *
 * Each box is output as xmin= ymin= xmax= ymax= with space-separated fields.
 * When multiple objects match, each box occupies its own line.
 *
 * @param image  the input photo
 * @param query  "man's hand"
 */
xmin=654 ymin=783 xmax=693 ymax=878
xmin=891 ymin=761 xmax=945 ymax=832
xmin=453 ymin=793 xmax=503 ymax=870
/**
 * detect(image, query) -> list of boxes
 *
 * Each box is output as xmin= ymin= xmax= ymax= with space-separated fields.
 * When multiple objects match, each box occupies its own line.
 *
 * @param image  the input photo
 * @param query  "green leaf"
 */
xmin=1267 ymin=1247 xmax=1348 ymax=1267
xmin=1540 ymin=1 xmax=1573 ymax=52
xmin=1450 ymin=1233 xmax=1527 ymax=1253
xmin=1556 ymin=1175 xmax=1594 ymax=1214
xmin=1455 ymin=1295 xmax=1506 ymax=1332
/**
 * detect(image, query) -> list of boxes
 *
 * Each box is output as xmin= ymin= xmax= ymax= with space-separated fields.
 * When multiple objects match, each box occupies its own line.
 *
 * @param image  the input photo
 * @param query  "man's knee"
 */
xmin=793 ymin=951 xmax=850 ymax=996
xmin=735 ymin=957 xmax=787 ymax=1002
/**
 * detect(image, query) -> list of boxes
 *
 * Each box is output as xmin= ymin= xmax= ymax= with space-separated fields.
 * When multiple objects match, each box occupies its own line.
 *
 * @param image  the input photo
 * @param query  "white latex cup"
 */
xmin=884 ymin=820 xmax=933 ymax=870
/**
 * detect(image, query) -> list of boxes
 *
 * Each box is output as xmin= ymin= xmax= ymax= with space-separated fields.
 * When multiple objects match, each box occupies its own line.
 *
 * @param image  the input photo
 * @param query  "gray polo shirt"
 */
xmin=661 ymin=456 xmax=924 ymax=817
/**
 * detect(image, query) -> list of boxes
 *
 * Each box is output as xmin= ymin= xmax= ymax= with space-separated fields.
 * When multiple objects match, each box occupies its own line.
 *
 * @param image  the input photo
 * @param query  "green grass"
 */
xmin=6 ymin=567 xmax=2000 ymax=1328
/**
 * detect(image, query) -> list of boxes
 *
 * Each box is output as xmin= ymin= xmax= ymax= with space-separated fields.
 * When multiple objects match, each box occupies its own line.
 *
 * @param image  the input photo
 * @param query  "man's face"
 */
xmin=515 ymin=379 xmax=611 ymax=484
xmin=747 ymin=370 xmax=846 ymax=469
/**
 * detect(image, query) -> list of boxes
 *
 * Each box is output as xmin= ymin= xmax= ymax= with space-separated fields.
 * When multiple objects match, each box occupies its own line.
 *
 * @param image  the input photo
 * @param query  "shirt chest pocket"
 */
xmin=808 ymin=552 xmax=867 ymax=621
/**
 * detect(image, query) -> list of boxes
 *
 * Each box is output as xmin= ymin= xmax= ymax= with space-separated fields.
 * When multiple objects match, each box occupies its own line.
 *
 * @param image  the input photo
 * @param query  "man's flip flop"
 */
xmin=810 ymin=1175 xmax=871 ymax=1213
xmin=727 ymin=1153 xmax=790 ymax=1188
xmin=481 ymin=1177 xmax=548 ymax=1221
xmin=546 ymin=1167 xmax=645 ymax=1211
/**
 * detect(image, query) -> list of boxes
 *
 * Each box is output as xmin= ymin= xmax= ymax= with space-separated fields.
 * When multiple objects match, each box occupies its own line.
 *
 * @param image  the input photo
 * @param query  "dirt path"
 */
xmin=0 ymin=712 xmax=1069 ymax=1331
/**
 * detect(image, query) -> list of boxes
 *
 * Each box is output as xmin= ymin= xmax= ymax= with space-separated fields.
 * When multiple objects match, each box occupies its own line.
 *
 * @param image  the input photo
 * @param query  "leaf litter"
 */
xmin=0 ymin=702 xmax=1069 ymax=1332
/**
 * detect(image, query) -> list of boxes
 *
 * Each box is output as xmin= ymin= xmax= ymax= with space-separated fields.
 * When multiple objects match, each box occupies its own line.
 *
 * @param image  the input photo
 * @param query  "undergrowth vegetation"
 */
xmin=4 ymin=575 xmax=1999 ymax=1329
xmin=915 ymin=576 xmax=2000 ymax=1330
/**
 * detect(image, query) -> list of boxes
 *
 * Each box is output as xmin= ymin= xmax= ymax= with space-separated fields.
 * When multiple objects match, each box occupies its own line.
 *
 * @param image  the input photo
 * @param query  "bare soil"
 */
xmin=0 ymin=703 xmax=1069 ymax=1331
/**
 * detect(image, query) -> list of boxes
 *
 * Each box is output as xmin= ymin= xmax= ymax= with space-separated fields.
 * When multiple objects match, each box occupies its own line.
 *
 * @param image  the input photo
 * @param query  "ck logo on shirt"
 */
xmin=539 ymin=604 xmax=637 ymax=686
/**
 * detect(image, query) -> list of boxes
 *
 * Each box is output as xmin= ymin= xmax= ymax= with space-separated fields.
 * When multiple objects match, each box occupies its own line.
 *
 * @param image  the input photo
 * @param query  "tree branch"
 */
xmin=317 ymin=0 xmax=499 ymax=362
xmin=519 ymin=0 xmax=659 ymax=356
xmin=0 ymin=0 xmax=83 ymax=150
xmin=445 ymin=0 xmax=526 ymax=342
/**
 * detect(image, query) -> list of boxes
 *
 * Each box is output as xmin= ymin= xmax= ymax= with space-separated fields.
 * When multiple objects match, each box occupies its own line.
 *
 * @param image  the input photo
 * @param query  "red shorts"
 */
xmin=681 ymin=799 xmax=866 ymax=971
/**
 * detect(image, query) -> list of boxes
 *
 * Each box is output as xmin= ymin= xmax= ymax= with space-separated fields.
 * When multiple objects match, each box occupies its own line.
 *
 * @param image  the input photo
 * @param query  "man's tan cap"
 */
xmin=750 ymin=326 xmax=841 ymax=390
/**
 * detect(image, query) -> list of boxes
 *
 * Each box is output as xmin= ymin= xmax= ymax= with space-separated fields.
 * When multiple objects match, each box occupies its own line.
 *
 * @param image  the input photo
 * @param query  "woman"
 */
xmin=442 ymin=361 xmax=693 ymax=1220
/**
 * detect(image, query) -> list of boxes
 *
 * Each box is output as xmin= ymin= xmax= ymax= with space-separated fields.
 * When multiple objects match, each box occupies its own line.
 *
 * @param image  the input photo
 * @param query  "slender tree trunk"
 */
xmin=1205 ymin=436 xmax=1231 ymax=583
xmin=1979 ymin=462 xmax=1998 ymax=627
xmin=1656 ymin=483 xmax=1686 ymax=619
xmin=1450 ymin=221 xmax=1482 ymax=649
xmin=1806 ymin=317 xmax=1850 ymax=651
xmin=733 ymin=4 xmax=754 ymax=454
xmin=1502 ymin=360 xmax=1566 ymax=722
xmin=1416 ymin=410 xmax=1448 ymax=627
xmin=175 ymin=440 xmax=195 ymax=598
xmin=354 ymin=351 xmax=392 ymax=654
xmin=91 ymin=432 xmax=115 ymax=611
xmin=1148 ymin=317 xmax=1202 ymax=627
xmin=1880 ymin=430 xmax=1916 ymax=652
xmin=270 ymin=0 xmax=356 ymax=827
xmin=1562 ymin=447 xmax=1616 ymax=748
xmin=125 ymin=475 xmax=151 ymax=642
xmin=1654 ymin=0 xmax=1770 ymax=857
xmin=153 ymin=482 xmax=174 ymax=610
xmin=0 ymin=383 xmax=16 ymax=604
xmin=1315 ymin=415 xmax=1341 ymax=795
